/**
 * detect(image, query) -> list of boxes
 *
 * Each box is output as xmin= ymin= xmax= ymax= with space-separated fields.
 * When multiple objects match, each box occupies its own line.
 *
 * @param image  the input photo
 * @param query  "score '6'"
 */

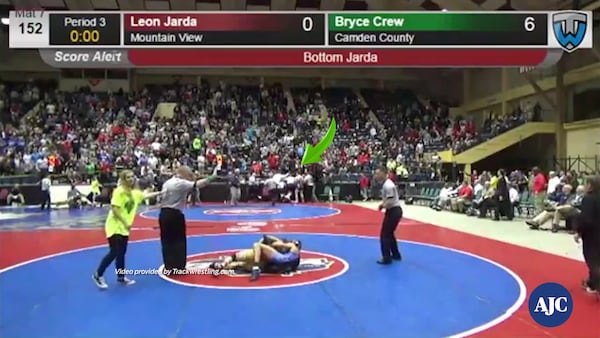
xmin=524 ymin=17 xmax=535 ymax=31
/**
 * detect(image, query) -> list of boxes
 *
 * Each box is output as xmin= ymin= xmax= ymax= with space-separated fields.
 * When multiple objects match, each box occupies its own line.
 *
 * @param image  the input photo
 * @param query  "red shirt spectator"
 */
xmin=252 ymin=162 xmax=262 ymax=174
xmin=359 ymin=175 xmax=369 ymax=188
xmin=459 ymin=184 xmax=474 ymax=200
xmin=97 ymin=132 xmax=110 ymax=144
xmin=268 ymin=154 xmax=279 ymax=170
xmin=359 ymin=140 xmax=368 ymax=150
xmin=358 ymin=153 xmax=369 ymax=165
xmin=111 ymin=124 xmax=122 ymax=135
xmin=62 ymin=140 xmax=72 ymax=152
xmin=343 ymin=120 xmax=350 ymax=132
xmin=470 ymin=171 xmax=479 ymax=185
xmin=466 ymin=120 xmax=476 ymax=134
xmin=206 ymin=150 xmax=216 ymax=163
xmin=100 ymin=161 xmax=111 ymax=173
xmin=62 ymin=123 xmax=71 ymax=134
xmin=533 ymin=172 xmax=547 ymax=194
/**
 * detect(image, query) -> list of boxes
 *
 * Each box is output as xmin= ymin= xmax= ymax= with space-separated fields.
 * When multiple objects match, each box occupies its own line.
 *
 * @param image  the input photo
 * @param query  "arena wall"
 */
xmin=564 ymin=118 xmax=600 ymax=159
xmin=569 ymin=78 xmax=600 ymax=122
xmin=465 ymin=26 xmax=600 ymax=103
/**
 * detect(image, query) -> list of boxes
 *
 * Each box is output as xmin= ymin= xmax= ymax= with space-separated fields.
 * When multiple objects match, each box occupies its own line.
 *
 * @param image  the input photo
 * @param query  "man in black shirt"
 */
xmin=494 ymin=169 xmax=512 ymax=221
xmin=575 ymin=175 xmax=600 ymax=297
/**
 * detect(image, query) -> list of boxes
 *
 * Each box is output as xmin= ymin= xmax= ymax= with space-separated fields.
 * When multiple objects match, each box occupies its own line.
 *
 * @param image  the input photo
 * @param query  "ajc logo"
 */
xmin=528 ymin=282 xmax=573 ymax=327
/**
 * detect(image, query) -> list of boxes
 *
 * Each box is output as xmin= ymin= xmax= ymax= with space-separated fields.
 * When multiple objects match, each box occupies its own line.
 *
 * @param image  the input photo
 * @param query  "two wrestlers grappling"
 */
xmin=210 ymin=235 xmax=302 ymax=281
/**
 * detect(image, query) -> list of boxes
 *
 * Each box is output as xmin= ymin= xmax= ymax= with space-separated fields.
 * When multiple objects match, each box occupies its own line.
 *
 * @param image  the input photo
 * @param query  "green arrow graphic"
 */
xmin=301 ymin=117 xmax=337 ymax=165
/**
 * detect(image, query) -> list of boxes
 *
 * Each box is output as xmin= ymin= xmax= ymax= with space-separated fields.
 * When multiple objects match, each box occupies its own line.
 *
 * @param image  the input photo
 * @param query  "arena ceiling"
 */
xmin=1 ymin=0 xmax=599 ymax=11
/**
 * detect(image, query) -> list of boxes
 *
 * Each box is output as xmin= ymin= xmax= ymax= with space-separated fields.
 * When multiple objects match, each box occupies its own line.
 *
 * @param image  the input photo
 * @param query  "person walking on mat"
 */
xmin=159 ymin=166 xmax=218 ymax=274
xmin=374 ymin=167 xmax=403 ymax=265
xmin=92 ymin=170 xmax=162 ymax=289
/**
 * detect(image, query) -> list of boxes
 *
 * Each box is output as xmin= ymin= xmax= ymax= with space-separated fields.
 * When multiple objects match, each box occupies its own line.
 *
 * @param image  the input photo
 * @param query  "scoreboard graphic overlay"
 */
xmin=8 ymin=10 xmax=594 ymax=68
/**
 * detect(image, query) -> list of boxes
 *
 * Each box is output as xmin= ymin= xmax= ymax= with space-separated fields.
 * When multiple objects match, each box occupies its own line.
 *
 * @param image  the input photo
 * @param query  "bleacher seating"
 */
xmin=0 ymin=77 xmax=539 ymax=188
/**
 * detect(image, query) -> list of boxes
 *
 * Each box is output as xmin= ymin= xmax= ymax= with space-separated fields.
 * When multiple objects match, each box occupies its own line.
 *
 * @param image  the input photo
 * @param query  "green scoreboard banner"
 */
xmin=326 ymin=12 xmax=592 ymax=51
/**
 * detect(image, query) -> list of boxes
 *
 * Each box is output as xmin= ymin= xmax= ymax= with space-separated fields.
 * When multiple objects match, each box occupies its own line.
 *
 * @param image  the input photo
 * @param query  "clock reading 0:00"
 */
xmin=70 ymin=29 xmax=101 ymax=43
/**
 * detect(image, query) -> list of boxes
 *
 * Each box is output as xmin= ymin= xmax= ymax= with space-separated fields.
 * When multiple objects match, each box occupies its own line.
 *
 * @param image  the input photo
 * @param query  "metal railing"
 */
xmin=403 ymin=181 xmax=445 ymax=200
xmin=553 ymin=156 xmax=600 ymax=174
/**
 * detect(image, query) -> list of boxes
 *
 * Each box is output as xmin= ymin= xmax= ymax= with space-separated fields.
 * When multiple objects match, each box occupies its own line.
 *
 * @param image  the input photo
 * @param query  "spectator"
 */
xmin=509 ymin=184 xmax=520 ymax=216
xmin=450 ymin=181 xmax=473 ymax=213
xmin=495 ymin=169 xmax=512 ymax=221
xmin=322 ymin=172 xmax=333 ymax=202
xmin=89 ymin=176 xmax=102 ymax=205
xmin=359 ymin=173 xmax=370 ymax=201
xmin=66 ymin=183 xmax=91 ymax=209
xmin=304 ymin=171 xmax=317 ymax=202
xmin=526 ymin=184 xmax=574 ymax=231
xmin=478 ymin=183 xmax=496 ymax=219
xmin=473 ymin=178 xmax=484 ymax=200
xmin=2 ymin=80 xmax=538 ymax=202
xmin=7 ymin=185 xmax=25 ymax=206
xmin=531 ymin=167 xmax=547 ymax=214
xmin=432 ymin=183 xmax=454 ymax=211
xmin=547 ymin=171 xmax=561 ymax=195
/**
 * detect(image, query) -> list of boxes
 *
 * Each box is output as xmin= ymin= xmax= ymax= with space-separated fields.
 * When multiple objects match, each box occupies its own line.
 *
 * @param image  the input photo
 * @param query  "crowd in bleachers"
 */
xmin=1 ymin=78 xmax=542 ymax=191
xmin=416 ymin=167 xmax=598 ymax=234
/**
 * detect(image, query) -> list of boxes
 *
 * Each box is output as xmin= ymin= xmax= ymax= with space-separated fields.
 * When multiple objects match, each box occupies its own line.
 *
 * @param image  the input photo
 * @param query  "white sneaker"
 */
xmin=92 ymin=273 xmax=108 ymax=289
xmin=118 ymin=277 xmax=136 ymax=286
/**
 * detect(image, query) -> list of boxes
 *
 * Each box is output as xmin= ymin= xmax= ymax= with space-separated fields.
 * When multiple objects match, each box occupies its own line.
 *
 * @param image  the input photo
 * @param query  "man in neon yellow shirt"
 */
xmin=490 ymin=174 xmax=499 ymax=189
xmin=92 ymin=170 xmax=162 ymax=290
xmin=90 ymin=176 xmax=102 ymax=206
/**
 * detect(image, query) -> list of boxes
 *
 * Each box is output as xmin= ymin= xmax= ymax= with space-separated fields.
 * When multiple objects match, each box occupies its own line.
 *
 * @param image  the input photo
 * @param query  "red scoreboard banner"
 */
xmin=126 ymin=49 xmax=549 ymax=67
xmin=39 ymin=48 xmax=558 ymax=68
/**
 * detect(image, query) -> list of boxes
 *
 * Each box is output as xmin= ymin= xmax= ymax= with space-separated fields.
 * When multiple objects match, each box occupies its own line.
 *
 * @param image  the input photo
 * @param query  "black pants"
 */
xmin=380 ymin=206 xmax=403 ymax=259
xmin=40 ymin=191 xmax=51 ymax=210
xmin=479 ymin=198 xmax=495 ymax=218
xmin=96 ymin=234 xmax=129 ymax=279
xmin=269 ymin=188 xmax=279 ymax=204
xmin=582 ymin=237 xmax=600 ymax=290
xmin=248 ymin=185 xmax=260 ymax=201
xmin=159 ymin=208 xmax=187 ymax=270
xmin=497 ymin=198 xmax=513 ymax=220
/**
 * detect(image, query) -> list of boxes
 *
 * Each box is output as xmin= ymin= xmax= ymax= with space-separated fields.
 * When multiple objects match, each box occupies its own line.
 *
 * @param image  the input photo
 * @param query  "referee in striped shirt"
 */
xmin=374 ymin=167 xmax=403 ymax=265
xmin=159 ymin=166 xmax=217 ymax=273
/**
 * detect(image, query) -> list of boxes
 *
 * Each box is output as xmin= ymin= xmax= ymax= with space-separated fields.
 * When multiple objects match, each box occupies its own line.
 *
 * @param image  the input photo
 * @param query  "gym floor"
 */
xmin=0 ymin=201 xmax=598 ymax=338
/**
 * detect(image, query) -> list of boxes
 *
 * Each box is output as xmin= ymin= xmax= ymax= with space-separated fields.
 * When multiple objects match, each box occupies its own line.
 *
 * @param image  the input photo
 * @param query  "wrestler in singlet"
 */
xmin=268 ymin=240 xmax=301 ymax=272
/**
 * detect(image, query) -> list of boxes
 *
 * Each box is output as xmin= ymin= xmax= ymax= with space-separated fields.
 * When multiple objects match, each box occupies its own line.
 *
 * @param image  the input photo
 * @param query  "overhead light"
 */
xmin=1 ymin=18 xmax=8 ymax=25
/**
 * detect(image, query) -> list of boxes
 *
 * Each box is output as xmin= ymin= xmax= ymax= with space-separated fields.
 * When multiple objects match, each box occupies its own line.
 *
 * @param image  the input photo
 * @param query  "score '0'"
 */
xmin=524 ymin=17 xmax=535 ymax=32
xmin=302 ymin=17 xmax=314 ymax=32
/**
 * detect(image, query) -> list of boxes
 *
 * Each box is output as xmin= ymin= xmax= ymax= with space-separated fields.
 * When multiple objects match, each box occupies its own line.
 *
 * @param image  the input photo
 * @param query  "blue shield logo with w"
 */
xmin=552 ymin=11 xmax=588 ymax=53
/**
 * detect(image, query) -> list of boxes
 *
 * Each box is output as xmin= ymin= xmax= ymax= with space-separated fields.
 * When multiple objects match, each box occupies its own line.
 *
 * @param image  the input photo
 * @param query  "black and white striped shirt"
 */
xmin=381 ymin=179 xmax=401 ymax=209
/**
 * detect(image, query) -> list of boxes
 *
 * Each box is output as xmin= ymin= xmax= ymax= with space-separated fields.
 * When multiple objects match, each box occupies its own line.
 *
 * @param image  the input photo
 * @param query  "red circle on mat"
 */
xmin=162 ymin=250 xmax=348 ymax=289
xmin=204 ymin=208 xmax=281 ymax=216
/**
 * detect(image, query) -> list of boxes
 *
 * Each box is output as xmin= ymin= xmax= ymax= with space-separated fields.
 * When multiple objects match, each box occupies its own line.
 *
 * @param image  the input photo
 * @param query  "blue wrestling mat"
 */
xmin=0 ymin=234 xmax=524 ymax=338
xmin=140 ymin=204 xmax=341 ymax=222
